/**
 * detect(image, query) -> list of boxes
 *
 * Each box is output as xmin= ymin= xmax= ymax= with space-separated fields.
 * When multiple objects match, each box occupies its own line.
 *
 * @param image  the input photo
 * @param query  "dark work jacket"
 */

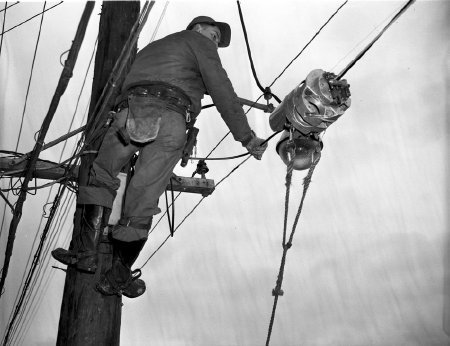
xmin=122 ymin=30 xmax=253 ymax=143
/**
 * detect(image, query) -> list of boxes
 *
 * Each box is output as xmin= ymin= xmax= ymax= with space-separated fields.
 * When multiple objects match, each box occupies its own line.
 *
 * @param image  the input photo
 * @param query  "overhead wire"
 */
xmin=0 ymin=1 xmax=15 ymax=242
xmin=0 ymin=0 xmax=93 ymax=297
xmin=139 ymin=0 xmax=343 ymax=265
xmin=329 ymin=1 xmax=406 ymax=74
xmin=1 ymin=181 xmax=73 ymax=345
xmin=264 ymin=1 xmax=417 ymax=344
xmin=15 ymin=1 xmax=46 ymax=151
xmin=1 ymin=4 xmax=96 ymax=343
xmin=0 ymin=1 xmax=62 ymax=36
xmin=149 ymin=1 xmax=169 ymax=43
xmin=11 ymin=192 xmax=76 ymax=346
xmin=0 ymin=0 xmax=47 ymax=274
xmin=236 ymin=1 xmax=280 ymax=103
xmin=3 ymin=5 xmax=155 ymax=341
xmin=3 ymin=31 xmax=99 ymax=345
xmin=0 ymin=0 xmax=418 ymax=342
xmin=6 ymin=191 xmax=72 ymax=345
xmin=337 ymin=0 xmax=416 ymax=80
xmin=0 ymin=2 xmax=8 ymax=56
xmin=0 ymin=2 xmax=19 ymax=14
xmin=269 ymin=0 xmax=348 ymax=88
xmin=140 ymin=154 xmax=253 ymax=268
xmin=2 ymin=124 xmax=84 ymax=344
xmin=189 ymin=130 xmax=281 ymax=161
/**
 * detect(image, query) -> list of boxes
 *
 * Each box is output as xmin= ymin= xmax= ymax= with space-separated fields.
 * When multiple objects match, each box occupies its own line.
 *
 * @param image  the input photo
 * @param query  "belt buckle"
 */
xmin=185 ymin=106 xmax=191 ymax=123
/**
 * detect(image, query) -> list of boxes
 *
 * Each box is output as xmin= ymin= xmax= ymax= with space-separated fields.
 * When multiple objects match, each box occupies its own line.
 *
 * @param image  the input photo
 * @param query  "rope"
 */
xmin=265 ymin=155 xmax=321 ymax=346
xmin=0 ymin=2 xmax=63 ymax=36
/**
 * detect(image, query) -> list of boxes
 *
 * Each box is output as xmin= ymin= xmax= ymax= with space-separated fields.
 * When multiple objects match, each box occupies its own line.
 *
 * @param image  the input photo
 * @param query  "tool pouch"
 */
xmin=124 ymin=94 xmax=163 ymax=144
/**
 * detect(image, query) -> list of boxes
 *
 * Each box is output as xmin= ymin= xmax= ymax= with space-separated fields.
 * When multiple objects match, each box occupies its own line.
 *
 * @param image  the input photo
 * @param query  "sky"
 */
xmin=0 ymin=1 xmax=449 ymax=345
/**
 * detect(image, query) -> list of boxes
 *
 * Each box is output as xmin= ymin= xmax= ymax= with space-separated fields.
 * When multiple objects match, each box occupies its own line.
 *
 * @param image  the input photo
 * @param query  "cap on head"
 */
xmin=186 ymin=16 xmax=231 ymax=47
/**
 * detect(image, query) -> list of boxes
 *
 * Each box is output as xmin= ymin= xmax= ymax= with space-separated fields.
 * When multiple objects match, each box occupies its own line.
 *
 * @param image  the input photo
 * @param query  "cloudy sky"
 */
xmin=0 ymin=1 xmax=449 ymax=345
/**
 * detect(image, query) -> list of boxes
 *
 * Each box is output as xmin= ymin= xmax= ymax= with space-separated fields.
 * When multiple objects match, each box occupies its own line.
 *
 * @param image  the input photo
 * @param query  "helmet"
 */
xmin=186 ymin=16 xmax=231 ymax=47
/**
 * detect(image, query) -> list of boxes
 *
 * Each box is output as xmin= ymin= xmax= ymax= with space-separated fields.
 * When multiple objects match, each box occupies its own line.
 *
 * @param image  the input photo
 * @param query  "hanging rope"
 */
xmin=265 ymin=154 xmax=321 ymax=346
xmin=265 ymin=1 xmax=417 ymax=343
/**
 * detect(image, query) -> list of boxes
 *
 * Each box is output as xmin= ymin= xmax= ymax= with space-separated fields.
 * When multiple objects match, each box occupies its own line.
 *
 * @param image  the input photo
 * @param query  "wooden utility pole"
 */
xmin=55 ymin=2 xmax=140 ymax=345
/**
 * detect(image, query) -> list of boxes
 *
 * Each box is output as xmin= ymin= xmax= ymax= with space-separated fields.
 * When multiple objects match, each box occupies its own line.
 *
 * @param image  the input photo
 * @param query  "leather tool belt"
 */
xmin=116 ymin=83 xmax=192 ymax=120
xmin=115 ymin=83 xmax=193 ymax=145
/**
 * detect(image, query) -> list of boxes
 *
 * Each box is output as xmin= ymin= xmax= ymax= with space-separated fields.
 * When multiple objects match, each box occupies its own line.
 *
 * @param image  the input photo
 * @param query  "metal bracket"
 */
xmin=168 ymin=174 xmax=215 ymax=197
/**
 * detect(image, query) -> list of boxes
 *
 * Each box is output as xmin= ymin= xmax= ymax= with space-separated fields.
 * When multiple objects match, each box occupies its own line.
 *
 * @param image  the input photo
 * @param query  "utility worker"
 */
xmin=52 ymin=16 xmax=267 ymax=298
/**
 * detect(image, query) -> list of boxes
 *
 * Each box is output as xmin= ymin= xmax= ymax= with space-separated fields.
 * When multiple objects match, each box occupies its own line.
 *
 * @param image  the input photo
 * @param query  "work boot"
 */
xmin=51 ymin=204 xmax=108 ymax=273
xmin=96 ymin=238 xmax=147 ymax=298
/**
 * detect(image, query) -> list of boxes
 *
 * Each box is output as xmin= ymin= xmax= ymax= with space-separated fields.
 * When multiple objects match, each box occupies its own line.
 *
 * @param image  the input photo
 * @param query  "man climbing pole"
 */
xmin=52 ymin=16 xmax=268 ymax=298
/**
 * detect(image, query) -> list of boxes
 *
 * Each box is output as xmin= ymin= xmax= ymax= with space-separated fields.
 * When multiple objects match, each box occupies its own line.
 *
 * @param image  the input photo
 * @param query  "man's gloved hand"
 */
xmin=245 ymin=133 xmax=268 ymax=160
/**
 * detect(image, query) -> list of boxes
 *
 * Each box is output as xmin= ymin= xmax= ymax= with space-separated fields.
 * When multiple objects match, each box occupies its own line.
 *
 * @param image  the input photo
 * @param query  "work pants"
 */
xmin=78 ymin=97 xmax=187 ymax=241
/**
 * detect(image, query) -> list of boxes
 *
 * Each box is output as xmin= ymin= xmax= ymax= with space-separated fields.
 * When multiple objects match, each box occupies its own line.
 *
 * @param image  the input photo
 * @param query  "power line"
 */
xmin=0 ymin=2 xmax=8 ymax=56
xmin=0 ymin=1 xmax=62 ymax=36
xmin=328 ymin=2 xmax=405 ymax=74
xmin=140 ymin=155 xmax=253 ymax=268
xmin=0 ymin=0 xmax=94 ymax=306
xmin=337 ymin=0 xmax=416 ymax=79
xmin=264 ymin=1 xmax=417 ymax=343
xmin=15 ymin=2 xmax=46 ymax=152
xmin=269 ymin=0 xmax=348 ymax=88
xmin=3 ymin=37 xmax=98 ymax=344
xmin=0 ymin=2 xmax=19 ymax=14
xmin=5 ymin=191 xmax=71 ymax=345
xmin=236 ymin=1 xmax=281 ymax=103
xmin=1 ymin=182 xmax=72 ymax=345
xmin=149 ymin=1 xmax=169 ymax=43
xmin=10 ymin=193 xmax=76 ymax=346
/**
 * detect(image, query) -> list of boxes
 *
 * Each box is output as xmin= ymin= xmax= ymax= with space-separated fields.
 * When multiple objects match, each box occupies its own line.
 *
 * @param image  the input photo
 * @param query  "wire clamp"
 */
xmin=264 ymin=87 xmax=272 ymax=101
xmin=272 ymin=287 xmax=284 ymax=297
xmin=195 ymin=159 xmax=209 ymax=179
